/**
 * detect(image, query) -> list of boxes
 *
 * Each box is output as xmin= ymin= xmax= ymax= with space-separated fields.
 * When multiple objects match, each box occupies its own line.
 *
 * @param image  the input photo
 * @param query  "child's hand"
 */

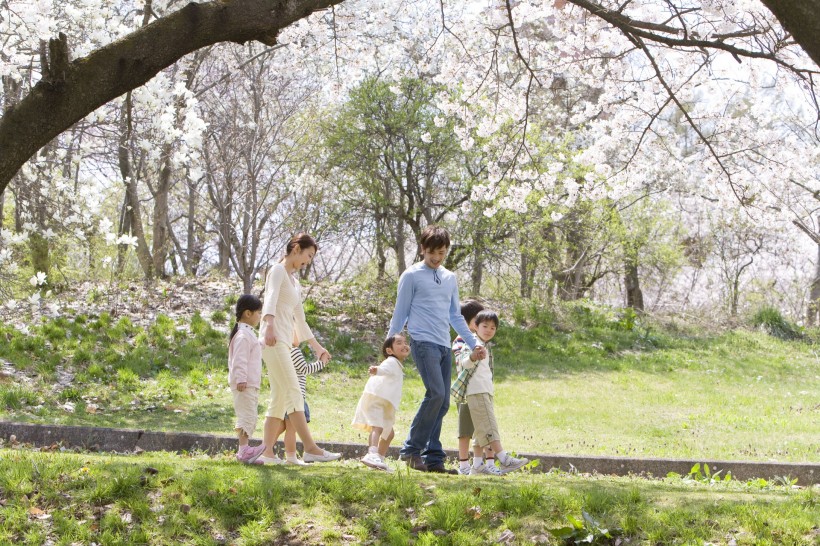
xmin=236 ymin=382 xmax=247 ymax=392
xmin=369 ymin=366 xmax=378 ymax=375
xmin=318 ymin=348 xmax=331 ymax=364
xmin=470 ymin=346 xmax=486 ymax=362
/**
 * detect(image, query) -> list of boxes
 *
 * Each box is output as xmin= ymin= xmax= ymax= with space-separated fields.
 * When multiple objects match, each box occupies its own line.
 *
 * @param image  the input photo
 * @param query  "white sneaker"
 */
xmin=303 ymin=449 xmax=342 ymax=463
xmin=257 ymin=455 xmax=285 ymax=465
xmin=285 ymin=457 xmax=308 ymax=466
xmin=361 ymin=452 xmax=388 ymax=471
xmin=471 ymin=462 xmax=503 ymax=476
xmin=457 ymin=465 xmax=472 ymax=476
xmin=498 ymin=455 xmax=529 ymax=474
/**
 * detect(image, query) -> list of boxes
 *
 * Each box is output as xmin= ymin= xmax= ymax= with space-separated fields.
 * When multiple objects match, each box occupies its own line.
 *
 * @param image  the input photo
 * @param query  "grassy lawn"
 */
xmin=1 ymin=447 xmax=817 ymax=545
xmin=0 ymin=304 xmax=818 ymax=463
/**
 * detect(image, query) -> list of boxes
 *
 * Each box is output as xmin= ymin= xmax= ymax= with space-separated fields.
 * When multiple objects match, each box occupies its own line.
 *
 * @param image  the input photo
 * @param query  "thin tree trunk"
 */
xmin=624 ymin=242 xmax=644 ymax=312
xmin=152 ymin=147 xmax=172 ymax=277
xmin=117 ymin=92 xmax=154 ymax=278
xmin=808 ymin=234 xmax=820 ymax=326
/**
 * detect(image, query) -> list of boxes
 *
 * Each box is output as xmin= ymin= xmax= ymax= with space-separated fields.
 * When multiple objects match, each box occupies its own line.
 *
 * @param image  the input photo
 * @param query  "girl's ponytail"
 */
xmin=230 ymin=294 xmax=263 ymax=342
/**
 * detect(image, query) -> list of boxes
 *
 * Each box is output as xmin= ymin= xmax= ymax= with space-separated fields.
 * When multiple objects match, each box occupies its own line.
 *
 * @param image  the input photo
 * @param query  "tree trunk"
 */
xmin=758 ymin=0 xmax=820 ymax=68
xmin=375 ymin=210 xmax=387 ymax=279
xmin=395 ymin=214 xmax=407 ymax=274
xmin=807 ymin=239 xmax=820 ymax=326
xmin=185 ymin=176 xmax=202 ymax=275
xmin=117 ymin=93 xmax=154 ymax=278
xmin=471 ymin=242 xmax=484 ymax=296
xmin=624 ymin=242 xmax=644 ymax=312
xmin=152 ymin=147 xmax=173 ymax=278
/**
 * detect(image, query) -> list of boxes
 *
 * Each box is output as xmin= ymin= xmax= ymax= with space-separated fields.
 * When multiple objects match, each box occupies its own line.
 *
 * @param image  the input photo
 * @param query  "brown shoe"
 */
xmin=401 ymin=455 xmax=428 ymax=472
xmin=427 ymin=463 xmax=458 ymax=475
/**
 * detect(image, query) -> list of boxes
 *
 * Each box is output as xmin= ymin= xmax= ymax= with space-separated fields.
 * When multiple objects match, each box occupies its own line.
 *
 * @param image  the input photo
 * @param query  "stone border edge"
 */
xmin=1 ymin=421 xmax=816 ymax=485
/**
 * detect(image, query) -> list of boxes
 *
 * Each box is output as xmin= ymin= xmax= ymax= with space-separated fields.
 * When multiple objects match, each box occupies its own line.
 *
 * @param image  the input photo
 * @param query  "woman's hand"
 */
xmin=369 ymin=366 xmax=378 ymax=375
xmin=264 ymin=322 xmax=277 ymax=347
xmin=318 ymin=348 xmax=331 ymax=364
xmin=311 ymin=341 xmax=331 ymax=364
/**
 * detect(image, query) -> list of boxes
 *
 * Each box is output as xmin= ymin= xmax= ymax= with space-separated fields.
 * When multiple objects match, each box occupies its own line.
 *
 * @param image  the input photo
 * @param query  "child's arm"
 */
xmin=452 ymin=338 xmax=476 ymax=370
xmin=291 ymin=347 xmax=327 ymax=375
xmin=231 ymin=336 xmax=252 ymax=389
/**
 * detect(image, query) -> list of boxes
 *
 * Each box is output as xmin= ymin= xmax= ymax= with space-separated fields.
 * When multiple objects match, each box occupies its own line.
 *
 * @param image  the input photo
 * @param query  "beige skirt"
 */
xmin=351 ymin=393 xmax=396 ymax=441
xmin=262 ymin=341 xmax=304 ymax=419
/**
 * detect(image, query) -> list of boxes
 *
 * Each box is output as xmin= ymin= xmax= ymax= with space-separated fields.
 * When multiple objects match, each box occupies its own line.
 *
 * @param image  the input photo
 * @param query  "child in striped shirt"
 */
xmin=282 ymin=339 xmax=328 ymax=465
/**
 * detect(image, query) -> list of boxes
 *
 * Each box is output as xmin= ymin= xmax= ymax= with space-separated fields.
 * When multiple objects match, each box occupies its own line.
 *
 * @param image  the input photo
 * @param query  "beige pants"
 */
xmin=232 ymin=387 xmax=259 ymax=438
xmin=262 ymin=342 xmax=304 ymax=419
xmin=466 ymin=392 xmax=500 ymax=448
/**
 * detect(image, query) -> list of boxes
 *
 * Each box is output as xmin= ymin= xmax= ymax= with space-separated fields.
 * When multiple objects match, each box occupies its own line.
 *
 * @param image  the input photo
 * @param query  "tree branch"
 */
xmin=0 ymin=0 xmax=343 ymax=195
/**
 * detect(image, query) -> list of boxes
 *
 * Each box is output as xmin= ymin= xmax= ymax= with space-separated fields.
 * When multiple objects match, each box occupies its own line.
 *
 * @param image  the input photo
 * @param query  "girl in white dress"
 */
xmin=352 ymin=334 xmax=410 ymax=471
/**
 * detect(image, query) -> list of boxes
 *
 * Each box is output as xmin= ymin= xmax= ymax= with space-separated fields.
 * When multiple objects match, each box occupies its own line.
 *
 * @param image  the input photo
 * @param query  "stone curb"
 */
xmin=1 ymin=421 xmax=817 ymax=484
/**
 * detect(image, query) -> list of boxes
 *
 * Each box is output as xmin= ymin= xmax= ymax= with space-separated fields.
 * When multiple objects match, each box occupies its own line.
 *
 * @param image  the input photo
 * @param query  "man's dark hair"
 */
xmin=419 ymin=225 xmax=450 ymax=250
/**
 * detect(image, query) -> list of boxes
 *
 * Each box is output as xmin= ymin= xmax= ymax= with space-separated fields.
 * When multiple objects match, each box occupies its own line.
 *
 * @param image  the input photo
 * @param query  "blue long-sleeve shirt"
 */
xmin=387 ymin=262 xmax=478 ymax=350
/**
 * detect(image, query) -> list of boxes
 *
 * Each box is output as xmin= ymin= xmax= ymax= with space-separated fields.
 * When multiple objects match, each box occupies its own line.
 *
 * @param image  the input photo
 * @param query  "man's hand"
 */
xmin=236 ymin=382 xmax=247 ymax=392
xmin=369 ymin=366 xmax=378 ymax=375
xmin=470 ymin=346 xmax=486 ymax=362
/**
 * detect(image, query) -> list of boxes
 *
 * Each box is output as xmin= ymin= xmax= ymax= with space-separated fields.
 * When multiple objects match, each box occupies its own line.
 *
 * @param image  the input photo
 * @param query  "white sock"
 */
xmin=459 ymin=460 xmax=471 ymax=471
xmin=472 ymin=457 xmax=484 ymax=469
xmin=285 ymin=451 xmax=298 ymax=462
xmin=368 ymin=446 xmax=379 ymax=455
xmin=497 ymin=451 xmax=508 ymax=464
xmin=485 ymin=458 xmax=496 ymax=467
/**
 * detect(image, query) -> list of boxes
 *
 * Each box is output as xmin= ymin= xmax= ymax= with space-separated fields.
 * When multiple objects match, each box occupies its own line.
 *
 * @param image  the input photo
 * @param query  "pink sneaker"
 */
xmin=236 ymin=444 xmax=266 ymax=464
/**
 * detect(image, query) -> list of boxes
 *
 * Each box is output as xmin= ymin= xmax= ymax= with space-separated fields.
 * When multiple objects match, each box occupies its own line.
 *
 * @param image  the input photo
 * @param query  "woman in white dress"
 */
xmin=257 ymin=233 xmax=340 ymax=464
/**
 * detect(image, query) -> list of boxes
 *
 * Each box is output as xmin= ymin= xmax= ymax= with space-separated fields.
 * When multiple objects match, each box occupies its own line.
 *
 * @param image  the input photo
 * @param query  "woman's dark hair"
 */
xmin=230 ymin=294 xmax=263 ymax=341
xmin=285 ymin=233 xmax=318 ymax=255
xmin=474 ymin=309 xmax=499 ymax=327
xmin=382 ymin=334 xmax=404 ymax=358
xmin=419 ymin=225 xmax=450 ymax=250
xmin=460 ymin=299 xmax=485 ymax=325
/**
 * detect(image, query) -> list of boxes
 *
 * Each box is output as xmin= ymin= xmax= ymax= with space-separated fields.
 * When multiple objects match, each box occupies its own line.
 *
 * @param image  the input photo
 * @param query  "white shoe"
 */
xmin=457 ymin=465 xmax=472 ymax=475
xmin=498 ymin=455 xmax=529 ymax=474
xmin=361 ymin=452 xmax=388 ymax=471
xmin=303 ymin=449 xmax=342 ymax=463
xmin=471 ymin=462 xmax=503 ymax=476
xmin=257 ymin=455 xmax=285 ymax=465
xmin=285 ymin=457 xmax=308 ymax=466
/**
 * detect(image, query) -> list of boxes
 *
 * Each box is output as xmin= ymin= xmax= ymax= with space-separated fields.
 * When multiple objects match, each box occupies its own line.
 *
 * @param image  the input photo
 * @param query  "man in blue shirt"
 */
xmin=387 ymin=225 xmax=485 ymax=473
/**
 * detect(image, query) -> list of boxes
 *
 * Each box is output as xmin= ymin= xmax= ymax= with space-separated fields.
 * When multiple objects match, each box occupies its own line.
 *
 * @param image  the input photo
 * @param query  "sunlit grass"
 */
xmin=0 ymin=448 xmax=816 ymax=545
xmin=1 ymin=305 xmax=819 ymax=462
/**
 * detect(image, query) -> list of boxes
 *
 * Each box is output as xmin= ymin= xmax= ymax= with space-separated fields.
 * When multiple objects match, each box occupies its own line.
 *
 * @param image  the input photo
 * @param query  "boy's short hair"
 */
xmin=460 ymin=299 xmax=485 ymax=325
xmin=382 ymin=334 xmax=404 ymax=358
xmin=475 ymin=310 xmax=499 ymax=327
xmin=419 ymin=225 xmax=450 ymax=250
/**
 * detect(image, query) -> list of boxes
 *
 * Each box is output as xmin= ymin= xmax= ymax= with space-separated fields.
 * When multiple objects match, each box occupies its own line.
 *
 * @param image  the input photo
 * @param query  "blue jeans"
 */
xmin=400 ymin=340 xmax=452 ymax=466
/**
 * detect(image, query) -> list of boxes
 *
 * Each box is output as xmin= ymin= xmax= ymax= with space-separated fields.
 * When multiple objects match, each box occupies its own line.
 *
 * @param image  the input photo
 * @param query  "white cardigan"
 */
xmin=363 ymin=356 xmax=404 ymax=409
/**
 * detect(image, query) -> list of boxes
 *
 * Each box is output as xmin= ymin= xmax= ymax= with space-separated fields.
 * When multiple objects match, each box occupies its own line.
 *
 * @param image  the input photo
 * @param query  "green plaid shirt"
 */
xmin=450 ymin=336 xmax=493 ymax=404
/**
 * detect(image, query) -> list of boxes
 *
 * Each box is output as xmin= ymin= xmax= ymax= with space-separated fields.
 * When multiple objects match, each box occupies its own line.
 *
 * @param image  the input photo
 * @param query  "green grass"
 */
xmin=0 ymin=448 xmax=817 ymax=545
xmin=1 ymin=307 xmax=819 ymax=463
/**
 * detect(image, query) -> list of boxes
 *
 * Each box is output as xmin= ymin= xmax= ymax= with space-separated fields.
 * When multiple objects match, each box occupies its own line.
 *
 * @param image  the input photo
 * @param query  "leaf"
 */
xmin=549 ymin=526 xmax=576 ymax=539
